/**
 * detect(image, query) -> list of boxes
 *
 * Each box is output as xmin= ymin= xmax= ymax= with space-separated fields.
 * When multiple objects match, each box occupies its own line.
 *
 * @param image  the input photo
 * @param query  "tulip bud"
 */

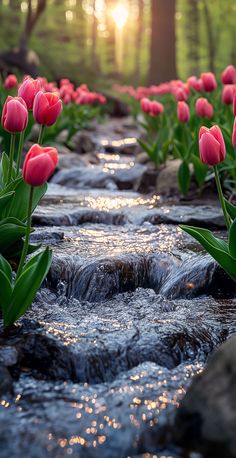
xmin=221 ymin=65 xmax=236 ymax=85
xmin=222 ymin=85 xmax=235 ymax=105
xmin=23 ymin=144 xmax=58 ymax=187
xmin=232 ymin=118 xmax=236 ymax=149
xmin=140 ymin=98 xmax=151 ymax=114
xmin=33 ymin=91 xmax=62 ymax=126
xmin=234 ymin=94 xmax=236 ymax=116
xmin=150 ymin=101 xmax=164 ymax=116
xmin=195 ymin=97 xmax=214 ymax=118
xmin=18 ymin=77 xmax=42 ymax=110
xmin=201 ymin=72 xmax=217 ymax=92
xmin=199 ymin=125 xmax=226 ymax=166
xmin=177 ymin=101 xmax=190 ymax=123
xmin=2 ymin=96 xmax=28 ymax=133
xmin=4 ymin=74 xmax=17 ymax=90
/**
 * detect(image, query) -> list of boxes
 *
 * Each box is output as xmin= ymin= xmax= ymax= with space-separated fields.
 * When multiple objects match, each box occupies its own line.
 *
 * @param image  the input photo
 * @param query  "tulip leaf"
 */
xmin=2 ymin=179 xmax=47 ymax=221
xmin=178 ymin=161 xmax=190 ymax=195
xmin=0 ymin=254 xmax=12 ymax=281
xmin=191 ymin=155 xmax=208 ymax=187
xmin=224 ymin=198 xmax=236 ymax=221
xmin=0 ymin=191 xmax=15 ymax=213
xmin=0 ymin=270 xmax=12 ymax=317
xmin=4 ymin=248 xmax=52 ymax=326
xmin=0 ymin=217 xmax=27 ymax=253
xmin=180 ymin=225 xmax=236 ymax=281
xmin=229 ymin=218 xmax=236 ymax=259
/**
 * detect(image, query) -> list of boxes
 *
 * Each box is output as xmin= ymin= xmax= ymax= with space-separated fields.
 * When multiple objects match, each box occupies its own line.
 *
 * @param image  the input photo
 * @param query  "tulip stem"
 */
xmin=38 ymin=124 xmax=45 ymax=145
xmin=213 ymin=165 xmax=231 ymax=231
xmin=7 ymin=134 xmax=16 ymax=182
xmin=16 ymin=131 xmax=25 ymax=175
xmin=16 ymin=186 xmax=34 ymax=279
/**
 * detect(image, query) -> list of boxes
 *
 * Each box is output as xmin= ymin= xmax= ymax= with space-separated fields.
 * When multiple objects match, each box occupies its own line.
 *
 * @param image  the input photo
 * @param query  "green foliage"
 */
xmin=0 ymin=248 xmax=52 ymax=327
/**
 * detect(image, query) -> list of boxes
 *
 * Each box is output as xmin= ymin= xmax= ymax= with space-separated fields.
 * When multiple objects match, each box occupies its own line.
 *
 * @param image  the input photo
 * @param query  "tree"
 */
xmin=149 ymin=0 xmax=177 ymax=84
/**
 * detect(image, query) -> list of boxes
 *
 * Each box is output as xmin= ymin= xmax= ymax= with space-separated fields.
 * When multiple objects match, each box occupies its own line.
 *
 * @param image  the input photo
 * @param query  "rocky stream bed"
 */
xmin=0 ymin=118 xmax=236 ymax=458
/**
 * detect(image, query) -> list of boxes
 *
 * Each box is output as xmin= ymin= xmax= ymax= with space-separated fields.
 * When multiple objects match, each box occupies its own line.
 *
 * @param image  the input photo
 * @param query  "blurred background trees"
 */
xmin=0 ymin=0 xmax=235 ymax=88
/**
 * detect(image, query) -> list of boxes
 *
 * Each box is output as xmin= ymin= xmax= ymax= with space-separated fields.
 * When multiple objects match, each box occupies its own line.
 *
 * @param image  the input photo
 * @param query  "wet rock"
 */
xmin=136 ymin=168 xmax=158 ymax=193
xmin=0 ymin=365 xmax=13 ymax=395
xmin=0 ymin=346 xmax=18 ymax=367
xmin=70 ymin=131 xmax=96 ymax=154
xmin=15 ymin=286 xmax=234 ymax=384
xmin=48 ymin=253 xmax=176 ymax=302
xmin=58 ymin=152 xmax=87 ymax=169
xmin=141 ymin=204 xmax=225 ymax=228
xmin=156 ymin=160 xmax=192 ymax=196
xmin=51 ymin=164 xmax=147 ymax=191
xmin=136 ymin=151 xmax=150 ymax=164
xmin=0 ymin=362 xmax=199 ymax=458
xmin=33 ymin=206 xmax=127 ymax=226
xmin=174 ymin=336 xmax=236 ymax=458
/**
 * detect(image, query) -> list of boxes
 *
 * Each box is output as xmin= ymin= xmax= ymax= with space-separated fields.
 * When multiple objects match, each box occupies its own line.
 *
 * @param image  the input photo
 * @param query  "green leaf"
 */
xmin=0 ymin=270 xmax=12 ymax=317
xmin=191 ymin=155 xmax=208 ymax=187
xmin=178 ymin=161 xmax=190 ymax=195
xmin=229 ymin=218 xmax=236 ymax=259
xmin=0 ymin=191 xmax=15 ymax=214
xmin=2 ymin=180 xmax=47 ymax=221
xmin=0 ymin=217 xmax=27 ymax=253
xmin=225 ymin=199 xmax=236 ymax=221
xmin=4 ymin=248 xmax=52 ymax=326
xmin=180 ymin=225 xmax=236 ymax=281
xmin=0 ymin=254 xmax=12 ymax=281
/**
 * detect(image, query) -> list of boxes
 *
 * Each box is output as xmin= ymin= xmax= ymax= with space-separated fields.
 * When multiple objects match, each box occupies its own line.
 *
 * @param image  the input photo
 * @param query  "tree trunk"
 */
xmin=186 ymin=0 xmax=200 ymax=75
xmin=19 ymin=0 xmax=47 ymax=52
xmin=134 ymin=0 xmax=144 ymax=85
xmin=202 ymin=0 xmax=216 ymax=73
xmin=149 ymin=0 xmax=177 ymax=84
xmin=91 ymin=0 xmax=99 ymax=71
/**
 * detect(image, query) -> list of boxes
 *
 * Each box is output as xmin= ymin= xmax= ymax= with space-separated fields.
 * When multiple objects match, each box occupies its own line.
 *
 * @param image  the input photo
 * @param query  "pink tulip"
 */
xmin=140 ymin=98 xmax=151 ymax=114
xmin=201 ymin=72 xmax=217 ymax=92
xmin=150 ymin=101 xmax=164 ymax=116
xmin=33 ymin=91 xmax=62 ymax=126
xmin=232 ymin=118 xmax=236 ymax=149
xmin=222 ymin=85 xmax=235 ymax=105
xmin=195 ymin=97 xmax=214 ymax=118
xmin=199 ymin=125 xmax=226 ymax=165
xmin=4 ymin=74 xmax=17 ymax=90
xmin=2 ymin=96 xmax=28 ymax=133
xmin=177 ymin=101 xmax=190 ymax=123
xmin=221 ymin=65 xmax=236 ymax=85
xmin=23 ymin=144 xmax=58 ymax=186
xmin=18 ymin=77 xmax=42 ymax=110
xmin=234 ymin=94 xmax=236 ymax=116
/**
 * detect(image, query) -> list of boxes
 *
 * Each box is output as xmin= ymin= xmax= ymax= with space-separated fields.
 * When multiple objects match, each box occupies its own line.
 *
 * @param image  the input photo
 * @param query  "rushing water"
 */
xmin=0 ymin=119 xmax=235 ymax=458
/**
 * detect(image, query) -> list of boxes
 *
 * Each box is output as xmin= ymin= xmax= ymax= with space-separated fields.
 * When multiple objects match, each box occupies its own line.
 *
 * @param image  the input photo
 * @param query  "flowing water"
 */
xmin=0 ymin=118 xmax=235 ymax=458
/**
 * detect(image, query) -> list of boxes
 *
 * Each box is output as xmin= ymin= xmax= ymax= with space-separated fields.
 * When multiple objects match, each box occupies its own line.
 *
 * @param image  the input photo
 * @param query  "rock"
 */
xmin=136 ymin=152 xmax=150 ymax=164
xmin=156 ymin=160 xmax=192 ymax=196
xmin=56 ymin=129 xmax=69 ymax=144
xmin=70 ymin=131 xmax=96 ymax=154
xmin=58 ymin=152 xmax=86 ymax=169
xmin=174 ymin=336 xmax=236 ymax=458
xmin=51 ymin=164 xmax=147 ymax=191
xmin=0 ymin=365 xmax=13 ymax=395
xmin=136 ymin=168 xmax=158 ymax=193
xmin=0 ymin=346 xmax=18 ymax=366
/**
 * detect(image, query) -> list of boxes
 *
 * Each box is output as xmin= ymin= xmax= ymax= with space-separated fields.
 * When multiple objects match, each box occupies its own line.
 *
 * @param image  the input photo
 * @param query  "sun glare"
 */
xmin=111 ymin=3 xmax=128 ymax=29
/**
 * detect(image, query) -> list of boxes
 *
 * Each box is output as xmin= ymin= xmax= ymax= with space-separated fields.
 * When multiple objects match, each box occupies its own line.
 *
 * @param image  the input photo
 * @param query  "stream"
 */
xmin=0 ymin=117 xmax=236 ymax=458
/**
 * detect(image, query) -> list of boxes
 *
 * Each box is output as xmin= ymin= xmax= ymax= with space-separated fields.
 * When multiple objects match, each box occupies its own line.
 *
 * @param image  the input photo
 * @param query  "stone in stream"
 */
xmin=0 ymin=361 xmax=200 ymax=458
xmin=174 ymin=336 xmax=236 ymax=458
xmin=51 ymin=164 xmax=148 ymax=191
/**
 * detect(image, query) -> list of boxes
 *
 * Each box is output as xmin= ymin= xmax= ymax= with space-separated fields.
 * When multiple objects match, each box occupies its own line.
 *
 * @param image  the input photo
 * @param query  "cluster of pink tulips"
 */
xmin=115 ymin=64 xmax=236 ymax=194
xmin=0 ymin=76 xmax=65 ymax=328
xmin=4 ymin=74 xmax=106 ymax=107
